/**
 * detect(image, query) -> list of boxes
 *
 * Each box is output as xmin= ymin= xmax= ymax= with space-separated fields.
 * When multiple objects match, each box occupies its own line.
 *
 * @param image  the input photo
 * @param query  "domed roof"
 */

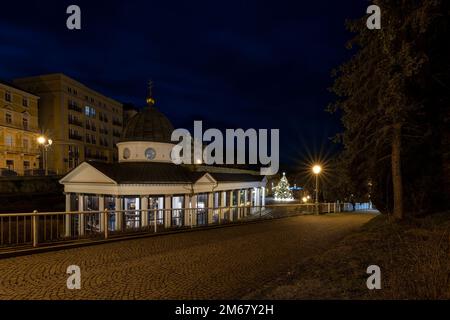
xmin=121 ymin=106 xmax=174 ymax=143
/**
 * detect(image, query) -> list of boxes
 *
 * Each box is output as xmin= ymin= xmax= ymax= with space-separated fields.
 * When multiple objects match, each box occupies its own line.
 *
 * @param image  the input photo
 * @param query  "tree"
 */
xmin=274 ymin=172 xmax=294 ymax=200
xmin=329 ymin=0 xmax=449 ymax=219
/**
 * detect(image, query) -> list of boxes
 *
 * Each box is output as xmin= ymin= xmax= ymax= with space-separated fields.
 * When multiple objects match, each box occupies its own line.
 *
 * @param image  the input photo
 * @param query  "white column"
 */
xmin=207 ymin=192 xmax=214 ymax=224
xmin=78 ymin=195 xmax=85 ymax=236
xmin=164 ymin=195 xmax=172 ymax=228
xmin=115 ymin=197 xmax=122 ymax=231
xmin=184 ymin=195 xmax=191 ymax=226
xmin=99 ymin=195 xmax=105 ymax=232
xmin=261 ymin=187 xmax=266 ymax=206
xmin=141 ymin=196 xmax=148 ymax=227
xmin=65 ymin=193 xmax=71 ymax=237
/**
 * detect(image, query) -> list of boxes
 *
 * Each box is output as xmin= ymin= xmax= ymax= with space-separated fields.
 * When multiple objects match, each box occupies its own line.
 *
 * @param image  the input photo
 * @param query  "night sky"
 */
xmin=0 ymin=0 xmax=368 ymax=168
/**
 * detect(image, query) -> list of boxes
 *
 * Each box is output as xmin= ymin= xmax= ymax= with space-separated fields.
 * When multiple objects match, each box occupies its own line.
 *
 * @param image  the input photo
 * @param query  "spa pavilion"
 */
xmin=59 ymin=95 xmax=267 ymax=234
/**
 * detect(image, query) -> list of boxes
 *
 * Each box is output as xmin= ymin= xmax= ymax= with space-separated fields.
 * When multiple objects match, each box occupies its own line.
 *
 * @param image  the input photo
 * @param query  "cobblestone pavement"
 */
xmin=0 ymin=213 xmax=375 ymax=300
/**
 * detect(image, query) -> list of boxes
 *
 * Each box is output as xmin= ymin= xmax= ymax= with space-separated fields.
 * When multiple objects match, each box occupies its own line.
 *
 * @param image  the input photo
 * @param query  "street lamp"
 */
xmin=312 ymin=164 xmax=322 ymax=214
xmin=37 ymin=136 xmax=53 ymax=175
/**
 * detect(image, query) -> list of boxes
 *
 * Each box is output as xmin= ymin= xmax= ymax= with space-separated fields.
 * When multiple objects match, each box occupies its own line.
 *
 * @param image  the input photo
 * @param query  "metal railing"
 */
xmin=0 ymin=202 xmax=371 ymax=251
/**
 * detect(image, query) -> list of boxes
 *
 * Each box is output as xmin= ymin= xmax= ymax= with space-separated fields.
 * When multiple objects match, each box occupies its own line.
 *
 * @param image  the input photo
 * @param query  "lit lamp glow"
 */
xmin=37 ymin=136 xmax=53 ymax=175
xmin=37 ymin=136 xmax=46 ymax=145
xmin=312 ymin=164 xmax=322 ymax=214
xmin=312 ymin=165 xmax=322 ymax=175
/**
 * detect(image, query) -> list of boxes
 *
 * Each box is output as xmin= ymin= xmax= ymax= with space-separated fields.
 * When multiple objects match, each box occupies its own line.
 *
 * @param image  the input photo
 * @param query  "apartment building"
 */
xmin=14 ymin=74 xmax=123 ymax=174
xmin=0 ymin=81 xmax=41 ymax=175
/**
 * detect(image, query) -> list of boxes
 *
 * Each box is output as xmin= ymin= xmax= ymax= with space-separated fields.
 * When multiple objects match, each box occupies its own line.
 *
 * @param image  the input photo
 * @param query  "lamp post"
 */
xmin=37 ymin=136 xmax=53 ymax=175
xmin=312 ymin=165 xmax=322 ymax=214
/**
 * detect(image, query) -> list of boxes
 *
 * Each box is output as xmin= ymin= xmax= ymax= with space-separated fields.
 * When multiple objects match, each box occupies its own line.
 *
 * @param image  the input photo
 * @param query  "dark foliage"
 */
xmin=329 ymin=0 xmax=449 ymax=216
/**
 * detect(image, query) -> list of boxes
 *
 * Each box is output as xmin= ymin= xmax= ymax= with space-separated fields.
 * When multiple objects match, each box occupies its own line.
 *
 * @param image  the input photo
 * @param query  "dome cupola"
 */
xmin=117 ymin=82 xmax=175 ymax=163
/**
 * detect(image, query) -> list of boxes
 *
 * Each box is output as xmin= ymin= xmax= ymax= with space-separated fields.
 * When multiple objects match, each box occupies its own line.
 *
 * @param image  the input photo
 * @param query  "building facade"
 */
xmin=13 ymin=74 xmax=123 ymax=174
xmin=0 ymin=81 xmax=41 ymax=175
xmin=60 ymin=97 xmax=266 ymax=234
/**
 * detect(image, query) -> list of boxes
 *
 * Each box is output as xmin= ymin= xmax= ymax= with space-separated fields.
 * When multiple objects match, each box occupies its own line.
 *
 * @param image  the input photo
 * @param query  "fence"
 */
xmin=0 ymin=202 xmax=372 ymax=251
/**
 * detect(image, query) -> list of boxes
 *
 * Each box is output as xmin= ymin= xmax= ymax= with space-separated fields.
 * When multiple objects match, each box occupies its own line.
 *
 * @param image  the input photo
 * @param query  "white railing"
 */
xmin=0 ymin=202 xmax=372 ymax=251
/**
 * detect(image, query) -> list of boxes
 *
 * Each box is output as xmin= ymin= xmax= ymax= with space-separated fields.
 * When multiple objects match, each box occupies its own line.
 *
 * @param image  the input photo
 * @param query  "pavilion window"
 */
xmin=123 ymin=197 xmax=140 ymax=229
xmin=148 ymin=196 xmax=164 ymax=225
xmin=196 ymin=193 xmax=208 ymax=226
xmin=171 ymin=196 xmax=184 ymax=227
xmin=84 ymin=195 xmax=100 ymax=233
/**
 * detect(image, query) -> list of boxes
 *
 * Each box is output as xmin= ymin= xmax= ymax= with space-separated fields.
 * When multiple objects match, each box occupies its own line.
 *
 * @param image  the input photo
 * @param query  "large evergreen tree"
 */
xmin=329 ymin=0 xmax=449 ymax=219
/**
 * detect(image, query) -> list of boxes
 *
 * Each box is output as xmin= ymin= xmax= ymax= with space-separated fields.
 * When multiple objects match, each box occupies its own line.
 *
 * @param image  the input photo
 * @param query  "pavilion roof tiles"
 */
xmin=86 ymin=161 xmax=264 ymax=185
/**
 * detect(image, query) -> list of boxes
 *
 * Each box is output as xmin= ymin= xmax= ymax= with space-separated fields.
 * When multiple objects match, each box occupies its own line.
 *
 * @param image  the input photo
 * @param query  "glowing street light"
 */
xmin=37 ymin=136 xmax=46 ymax=145
xmin=302 ymin=196 xmax=308 ymax=203
xmin=37 ymin=136 xmax=53 ymax=175
xmin=312 ymin=165 xmax=322 ymax=175
xmin=312 ymin=164 xmax=322 ymax=214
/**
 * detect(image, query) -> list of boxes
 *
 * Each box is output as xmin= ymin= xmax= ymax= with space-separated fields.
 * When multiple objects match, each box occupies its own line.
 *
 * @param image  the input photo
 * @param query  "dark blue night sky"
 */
xmin=0 ymin=0 xmax=368 ymax=168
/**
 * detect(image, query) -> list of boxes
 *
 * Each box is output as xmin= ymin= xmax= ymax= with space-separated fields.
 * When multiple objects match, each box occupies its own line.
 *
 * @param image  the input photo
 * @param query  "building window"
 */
xmin=68 ymin=87 xmax=72 ymax=94
xmin=5 ymin=113 xmax=12 ymax=124
xmin=171 ymin=196 xmax=185 ymax=227
xmin=123 ymin=197 xmax=141 ymax=229
xmin=23 ymin=138 xmax=29 ymax=150
xmin=148 ymin=196 xmax=164 ymax=225
xmin=22 ymin=98 xmax=29 ymax=107
xmin=123 ymin=148 xmax=130 ymax=159
xmin=5 ymin=91 xmax=11 ymax=102
xmin=6 ymin=160 xmax=14 ymax=170
xmin=68 ymin=145 xmax=80 ymax=169
xmin=23 ymin=117 xmax=28 ymax=130
xmin=24 ymin=161 xmax=30 ymax=171
xmin=85 ymin=106 xmax=96 ymax=118
xmin=5 ymin=135 xmax=13 ymax=146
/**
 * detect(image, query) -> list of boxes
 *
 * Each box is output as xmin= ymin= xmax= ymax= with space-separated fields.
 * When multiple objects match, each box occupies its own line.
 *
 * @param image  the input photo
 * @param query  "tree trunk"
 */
xmin=391 ymin=123 xmax=404 ymax=220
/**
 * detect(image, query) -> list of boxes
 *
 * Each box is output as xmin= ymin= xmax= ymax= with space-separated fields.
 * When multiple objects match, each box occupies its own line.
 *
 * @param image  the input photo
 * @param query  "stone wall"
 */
xmin=0 ymin=176 xmax=64 ymax=213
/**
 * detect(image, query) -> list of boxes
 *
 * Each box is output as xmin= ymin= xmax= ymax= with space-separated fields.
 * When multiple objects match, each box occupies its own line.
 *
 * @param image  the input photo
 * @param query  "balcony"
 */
xmin=68 ymin=104 xmax=82 ymax=113
xmin=68 ymin=117 xmax=84 ymax=127
xmin=69 ymin=133 xmax=83 ymax=141
xmin=85 ymin=124 xmax=97 ymax=132
xmin=112 ymin=120 xmax=122 ymax=127
xmin=99 ymin=115 xmax=109 ymax=123
xmin=0 ymin=144 xmax=40 ymax=154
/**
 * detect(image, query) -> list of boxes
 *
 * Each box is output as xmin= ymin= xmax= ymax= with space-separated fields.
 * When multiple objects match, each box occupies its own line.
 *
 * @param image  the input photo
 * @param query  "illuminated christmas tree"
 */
xmin=274 ymin=172 xmax=294 ymax=201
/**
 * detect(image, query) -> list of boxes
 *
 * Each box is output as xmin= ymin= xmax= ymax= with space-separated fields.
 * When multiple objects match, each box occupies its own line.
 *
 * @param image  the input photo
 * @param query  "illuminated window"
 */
xmin=85 ymin=106 xmax=96 ymax=118
xmin=5 ymin=135 xmax=13 ymax=146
